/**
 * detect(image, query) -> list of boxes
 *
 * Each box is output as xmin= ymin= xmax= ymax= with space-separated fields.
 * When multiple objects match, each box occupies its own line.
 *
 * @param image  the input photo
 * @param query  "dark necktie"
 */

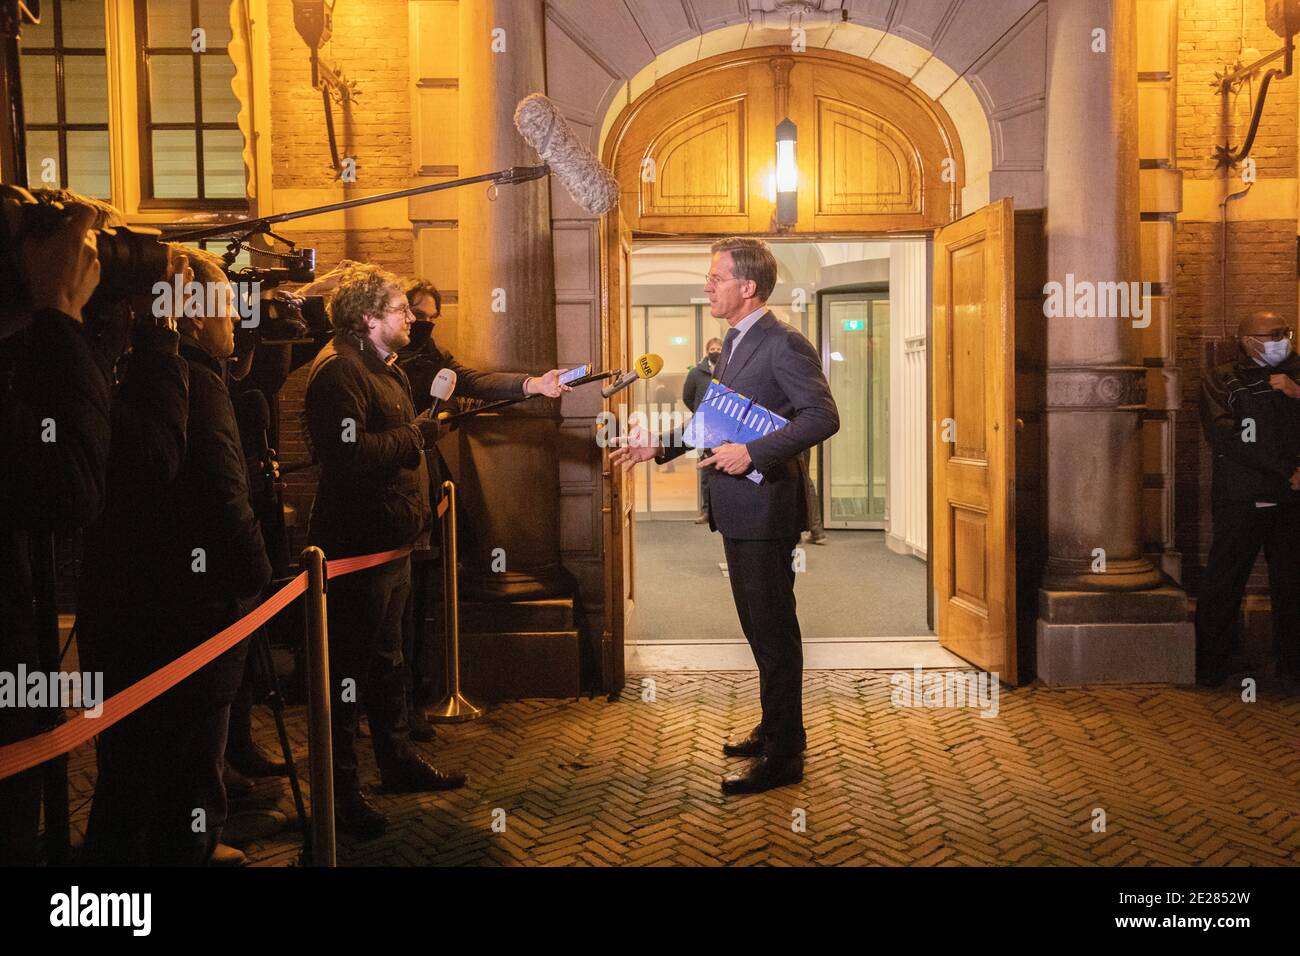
xmin=715 ymin=327 xmax=740 ymax=381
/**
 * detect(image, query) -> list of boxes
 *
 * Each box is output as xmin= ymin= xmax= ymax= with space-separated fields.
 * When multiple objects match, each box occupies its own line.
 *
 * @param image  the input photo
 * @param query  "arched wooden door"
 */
xmin=598 ymin=46 xmax=1025 ymax=691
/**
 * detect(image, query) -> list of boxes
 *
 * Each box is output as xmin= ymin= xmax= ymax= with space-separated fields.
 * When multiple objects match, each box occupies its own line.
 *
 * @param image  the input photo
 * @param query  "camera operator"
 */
xmin=0 ymin=199 xmax=110 ymax=866
xmin=303 ymin=263 xmax=469 ymax=839
xmin=80 ymin=248 xmax=272 ymax=865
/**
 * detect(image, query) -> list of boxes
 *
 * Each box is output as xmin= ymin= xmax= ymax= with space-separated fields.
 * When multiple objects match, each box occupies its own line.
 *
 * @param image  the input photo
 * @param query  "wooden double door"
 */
xmin=600 ymin=198 xmax=1037 ymax=693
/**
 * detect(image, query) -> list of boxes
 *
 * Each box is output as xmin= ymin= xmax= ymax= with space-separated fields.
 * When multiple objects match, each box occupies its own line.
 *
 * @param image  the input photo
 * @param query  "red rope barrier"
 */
xmin=0 ymin=546 xmax=412 ymax=782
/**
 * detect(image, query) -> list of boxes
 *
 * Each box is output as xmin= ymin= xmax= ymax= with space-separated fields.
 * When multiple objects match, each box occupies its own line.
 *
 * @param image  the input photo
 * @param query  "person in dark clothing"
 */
xmin=0 ymin=201 xmax=110 ymax=866
xmin=684 ymin=339 xmax=724 ymax=524
xmin=396 ymin=280 xmax=565 ymax=728
xmin=799 ymin=448 xmax=826 ymax=545
xmin=613 ymin=238 xmax=840 ymax=795
xmin=80 ymin=250 xmax=272 ymax=864
xmin=682 ymin=338 xmax=723 ymax=414
xmin=400 ymin=280 xmax=550 ymax=418
xmin=303 ymin=265 xmax=466 ymax=838
xmin=1196 ymin=309 xmax=1300 ymax=687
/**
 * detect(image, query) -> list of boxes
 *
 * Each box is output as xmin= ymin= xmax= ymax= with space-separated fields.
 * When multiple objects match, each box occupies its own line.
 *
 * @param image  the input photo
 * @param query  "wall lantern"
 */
xmin=775 ymin=118 xmax=798 ymax=228
xmin=1215 ymin=1 xmax=1295 ymax=168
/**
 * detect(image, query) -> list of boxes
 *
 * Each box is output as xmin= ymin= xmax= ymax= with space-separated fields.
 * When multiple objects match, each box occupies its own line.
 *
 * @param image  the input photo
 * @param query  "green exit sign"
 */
xmin=671 ymin=336 xmax=688 ymax=346
xmin=842 ymin=320 xmax=864 ymax=332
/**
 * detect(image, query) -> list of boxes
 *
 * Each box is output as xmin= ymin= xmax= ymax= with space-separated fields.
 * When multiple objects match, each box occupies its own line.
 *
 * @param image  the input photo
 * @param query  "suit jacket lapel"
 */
xmin=720 ymin=311 xmax=774 ymax=386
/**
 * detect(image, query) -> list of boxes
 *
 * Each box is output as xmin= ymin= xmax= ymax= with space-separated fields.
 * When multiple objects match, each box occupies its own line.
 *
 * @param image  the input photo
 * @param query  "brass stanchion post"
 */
xmin=301 ymin=546 xmax=336 ymax=866
xmin=428 ymin=481 xmax=484 ymax=722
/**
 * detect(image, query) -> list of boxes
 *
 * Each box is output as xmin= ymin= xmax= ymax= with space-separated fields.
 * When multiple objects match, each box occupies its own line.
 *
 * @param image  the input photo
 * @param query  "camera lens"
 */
xmin=94 ymin=226 xmax=170 ymax=300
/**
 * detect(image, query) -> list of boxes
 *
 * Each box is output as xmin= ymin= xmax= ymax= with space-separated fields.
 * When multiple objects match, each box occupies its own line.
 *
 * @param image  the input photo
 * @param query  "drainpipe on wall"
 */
xmin=1210 ymin=181 xmax=1253 ymax=370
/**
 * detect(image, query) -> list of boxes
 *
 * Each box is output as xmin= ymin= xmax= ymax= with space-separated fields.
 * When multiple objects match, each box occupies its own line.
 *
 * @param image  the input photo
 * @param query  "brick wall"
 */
xmin=1175 ymin=0 xmax=1297 ymax=181
xmin=267 ymin=0 xmax=412 ymax=191
xmin=264 ymin=0 xmax=416 ymax=551
xmin=1172 ymin=3 xmax=1298 ymax=594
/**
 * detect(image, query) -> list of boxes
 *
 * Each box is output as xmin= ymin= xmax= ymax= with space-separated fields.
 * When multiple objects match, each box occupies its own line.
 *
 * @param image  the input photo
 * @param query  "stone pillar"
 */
xmin=1037 ymin=0 xmax=1194 ymax=684
xmin=456 ymin=0 xmax=568 ymax=600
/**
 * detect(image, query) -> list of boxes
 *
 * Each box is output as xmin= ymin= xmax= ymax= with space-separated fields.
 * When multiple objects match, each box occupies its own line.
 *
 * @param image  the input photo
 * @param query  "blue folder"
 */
xmin=682 ymin=379 xmax=789 ymax=485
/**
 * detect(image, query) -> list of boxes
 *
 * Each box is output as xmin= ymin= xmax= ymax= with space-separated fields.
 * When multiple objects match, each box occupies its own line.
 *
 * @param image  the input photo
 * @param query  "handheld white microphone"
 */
xmin=514 ymin=94 xmax=621 ymax=216
xmin=601 ymin=353 xmax=664 ymax=399
xmin=430 ymin=367 xmax=457 ymax=415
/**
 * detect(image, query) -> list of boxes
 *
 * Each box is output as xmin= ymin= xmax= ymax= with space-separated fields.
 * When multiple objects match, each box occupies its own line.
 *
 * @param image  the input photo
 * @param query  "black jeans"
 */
xmin=327 ymin=556 xmax=415 ymax=791
xmin=1194 ymin=499 xmax=1300 ymax=678
xmin=722 ymin=534 xmax=806 ymax=756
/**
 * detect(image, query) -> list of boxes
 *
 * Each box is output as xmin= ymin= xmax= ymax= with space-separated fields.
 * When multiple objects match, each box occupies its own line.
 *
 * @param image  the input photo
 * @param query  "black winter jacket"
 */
xmin=304 ymin=332 xmax=432 ymax=557
xmin=79 ymin=330 xmax=271 ymax=700
xmin=1200 ymin=350 xmax=1300 ymax=504
xmin=398 ymin=337 xmax=528 ymax=415
xmin=1 ymin=309 xmax=112 ymax=744
xmin=682 ymin=355 xmax=717 ymax=413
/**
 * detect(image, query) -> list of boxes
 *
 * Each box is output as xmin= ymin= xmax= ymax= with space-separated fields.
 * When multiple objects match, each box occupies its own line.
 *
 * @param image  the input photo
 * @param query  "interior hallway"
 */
xmin=630 ymin=522 xmax=962 ymax=670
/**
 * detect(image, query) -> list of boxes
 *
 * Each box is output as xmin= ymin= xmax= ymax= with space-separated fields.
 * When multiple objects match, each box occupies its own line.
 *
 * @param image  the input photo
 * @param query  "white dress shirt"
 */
xmin=723 ymin=306 xmax=768 ymax=361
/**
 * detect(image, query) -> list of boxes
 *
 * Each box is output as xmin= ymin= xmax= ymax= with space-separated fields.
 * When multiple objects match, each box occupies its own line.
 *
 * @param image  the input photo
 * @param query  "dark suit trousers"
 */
xmin=1194 ymin=499 xmax=1300 ymax=677
xmin=722 ymin=534 xmax=806 ymax=755
xmin=327 ymin=557 xmax=414 ymax=791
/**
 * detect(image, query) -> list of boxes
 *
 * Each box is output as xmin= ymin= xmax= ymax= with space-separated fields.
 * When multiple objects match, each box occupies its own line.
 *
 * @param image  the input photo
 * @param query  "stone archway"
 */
xmin=542 ymin=2 xmax=1051 ymax=215
xmin=543 ymin=3 xmax=1048 ymax=677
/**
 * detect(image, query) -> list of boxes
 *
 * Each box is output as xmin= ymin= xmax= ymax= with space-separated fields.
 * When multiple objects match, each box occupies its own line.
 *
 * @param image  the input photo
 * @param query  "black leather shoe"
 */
xmin=721 ymin=754 xmax=803 ymax=795
xmin=383 ymin=755 xmax=467 ymax=793
xmin=722 ymin=725 xmax=766 ymax=758
xmin=336 ymin=788 xmax=388 ymax=839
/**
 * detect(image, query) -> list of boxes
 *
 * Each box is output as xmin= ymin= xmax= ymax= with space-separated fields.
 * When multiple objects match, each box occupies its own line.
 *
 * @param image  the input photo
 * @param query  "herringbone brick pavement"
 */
xmin=62 ymin=671 xmax=1300 ymax=866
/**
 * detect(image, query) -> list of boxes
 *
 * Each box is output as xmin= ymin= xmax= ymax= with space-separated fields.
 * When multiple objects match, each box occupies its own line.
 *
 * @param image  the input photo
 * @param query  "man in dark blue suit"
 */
xmin=612 ymin=237 xmax=840 ymax=794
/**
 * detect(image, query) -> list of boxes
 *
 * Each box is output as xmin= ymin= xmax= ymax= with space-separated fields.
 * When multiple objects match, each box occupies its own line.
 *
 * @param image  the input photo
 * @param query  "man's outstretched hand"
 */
xmin=700 ymin=442 xmax=752 ymax=476
xmin=609 ymin=423 xmax=657 ymax=471
xmin=524 ymin=369 xmax=572 ymax=398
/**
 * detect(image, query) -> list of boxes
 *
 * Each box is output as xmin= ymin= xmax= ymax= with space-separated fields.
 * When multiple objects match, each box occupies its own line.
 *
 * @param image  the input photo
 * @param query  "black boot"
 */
xmin=335 ymin=787 xmax=388 ymax=839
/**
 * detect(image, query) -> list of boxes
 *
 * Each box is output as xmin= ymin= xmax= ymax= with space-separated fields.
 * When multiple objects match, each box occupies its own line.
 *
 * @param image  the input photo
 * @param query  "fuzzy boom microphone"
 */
xmin=514 ymin=94 xmax=621 ymax=216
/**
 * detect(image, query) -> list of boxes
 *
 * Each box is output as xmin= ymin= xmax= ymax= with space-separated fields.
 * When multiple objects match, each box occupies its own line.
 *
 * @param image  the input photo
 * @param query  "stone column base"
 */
xmin=1036 ymin=586 xmax=1195 ymax=686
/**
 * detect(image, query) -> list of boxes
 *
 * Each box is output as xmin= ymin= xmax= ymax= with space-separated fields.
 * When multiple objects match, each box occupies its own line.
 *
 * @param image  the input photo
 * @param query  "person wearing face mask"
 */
xmin=683 ymin=338 xmax=724 ymax=523
xmin=1196 ymin=310 xmax=1300 ymax=687
xmin=394 ymin=278 xmax=570 ymax=741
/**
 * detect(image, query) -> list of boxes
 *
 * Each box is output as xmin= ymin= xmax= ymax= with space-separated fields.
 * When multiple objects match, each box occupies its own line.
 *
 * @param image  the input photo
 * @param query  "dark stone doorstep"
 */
xmin=1038 ymin=585 xmax=1190 ymax=624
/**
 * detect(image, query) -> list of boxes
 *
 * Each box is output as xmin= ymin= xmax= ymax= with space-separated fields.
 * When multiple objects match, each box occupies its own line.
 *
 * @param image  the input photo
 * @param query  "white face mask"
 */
xmin=1261 ymin=338 xmax=1292 ymax=366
